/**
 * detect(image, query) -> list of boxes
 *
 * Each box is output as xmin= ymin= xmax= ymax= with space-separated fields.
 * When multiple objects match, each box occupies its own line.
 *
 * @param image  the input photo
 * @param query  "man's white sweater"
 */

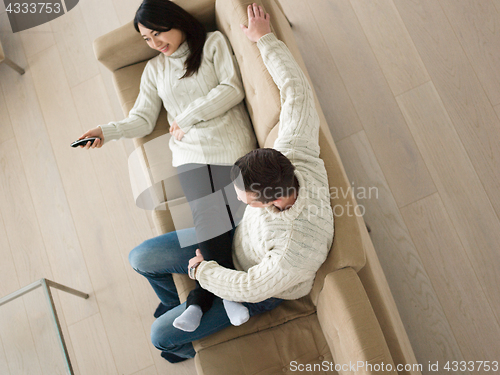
xmin=196 ymin=33 xmax=335 ymax=303
xmin=100 ymin=31 xmax=256 ymax=167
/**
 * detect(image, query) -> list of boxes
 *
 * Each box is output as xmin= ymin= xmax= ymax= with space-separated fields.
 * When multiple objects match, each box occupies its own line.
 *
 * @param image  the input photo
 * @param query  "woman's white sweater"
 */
xmin=100 ymin=31 xmax=256 ymax=167
xmin=195 ymin=33 xmax=335 ymax=303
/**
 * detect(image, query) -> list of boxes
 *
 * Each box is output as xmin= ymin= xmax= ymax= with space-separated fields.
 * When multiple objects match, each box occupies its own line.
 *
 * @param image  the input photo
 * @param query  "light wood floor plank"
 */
xmin=401 ymin=193 xmax=500 ymax=373
xmin=0 ymin=226 xmax=19 ymax=375
xmin=48 ymin=4 xmax=100 ymax=89
xmin=0 ymin=84 xmax=14 ymax=144
xmin=28 ymin=45 xmax=154 ymax=375
xmin=0 ymin=210 xmax=18 ymax=297
xmin=349 ymin=0 xmax=430 ymax=96
xmin=68 ymin=313 xmax=119 ymax=375
xmin=18 ymin=22 xmax=55 ymax=60
xmin=78 ymin=0 xmax=121 ymax=42
xmin=495 ymin=0 xmax=500 ymax=14
xmin=306 ymin=0 xmax=436 ymax=208
xmin=0 ymin=18 xmax=99 ymax=326
xmin=494 ymin=104 xmax=500 ymax=120
xmin=0 ymin=138 xmax=54 ymax=285
xmin=49 ymin=286 xmax=82 ymax=375
xmin=439 ymin=0 xmax=500 ymax=106
xmin=394 ymin=0 xmax=500 ymax=225
xmin=396 ymin=81 xmax=500 ymax=325
xmin=113 ymin=0 xmax=143 ymax=26
xmin=131 ymin=365 xmax=158 ymax=375
xmin=278 ymin=0 xmax=363 ymax=142
xmin=0 ymin=298 xmax=43 ymax=375
xmin=336 ymin=131 xmax=465 ymax=367
xmin=24 ymin=289 xmax=71 ymax=375
xmin=78 ymin=0 xmax=125 ymax=120
xmin=0 ymin=334 xmax=11 ymax=375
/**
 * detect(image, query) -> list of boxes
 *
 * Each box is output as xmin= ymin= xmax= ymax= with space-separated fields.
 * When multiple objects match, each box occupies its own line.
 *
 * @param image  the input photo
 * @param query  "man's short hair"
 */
xmin=230 ymin=148 xmax=299 ymax=203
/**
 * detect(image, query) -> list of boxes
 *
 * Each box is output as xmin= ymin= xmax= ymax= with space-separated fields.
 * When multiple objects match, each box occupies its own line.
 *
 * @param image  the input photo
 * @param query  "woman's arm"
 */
xmin=99 ymin=60 xmax=163 ymax=144
xmin=173 ymin=31 xmax=246 ymax=134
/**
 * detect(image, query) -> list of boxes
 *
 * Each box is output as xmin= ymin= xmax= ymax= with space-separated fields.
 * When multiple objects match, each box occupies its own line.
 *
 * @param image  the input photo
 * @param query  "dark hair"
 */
xmin=134 ymin=0 xmax=207 ymax=79
xmin=230 ymin=148 xmax=299 ymax=204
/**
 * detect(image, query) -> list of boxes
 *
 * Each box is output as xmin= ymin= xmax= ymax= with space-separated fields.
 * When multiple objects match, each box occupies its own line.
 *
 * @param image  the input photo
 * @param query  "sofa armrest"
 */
xmin=93 ymin=0 xmax=218 ymax=72
xmin=93 ymin=21 xmax=158 ymax=72
xmin=317 ymin=268 xmax=397 ymax=375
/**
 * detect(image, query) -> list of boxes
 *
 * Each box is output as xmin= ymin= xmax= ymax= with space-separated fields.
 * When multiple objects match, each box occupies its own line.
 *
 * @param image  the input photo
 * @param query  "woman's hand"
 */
xmin=240 ymin=3 xmax=271 ymax=42
xmin=78 ymin=126 xmax=104 ymax=149
xmin=169 ymin=120 xmax=185 ymax=141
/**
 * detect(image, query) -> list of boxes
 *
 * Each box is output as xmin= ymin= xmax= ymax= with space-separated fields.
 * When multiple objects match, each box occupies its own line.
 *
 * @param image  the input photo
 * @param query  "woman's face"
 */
xmin=138 ymin=23 xmax=186 ymax=56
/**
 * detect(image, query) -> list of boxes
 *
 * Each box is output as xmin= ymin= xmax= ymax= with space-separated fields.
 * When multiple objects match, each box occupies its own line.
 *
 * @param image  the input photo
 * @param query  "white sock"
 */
xmin=223 ymin=299 xmax=249 ymax=326
xmin=172 ymin=305 xmax=203 ymax=332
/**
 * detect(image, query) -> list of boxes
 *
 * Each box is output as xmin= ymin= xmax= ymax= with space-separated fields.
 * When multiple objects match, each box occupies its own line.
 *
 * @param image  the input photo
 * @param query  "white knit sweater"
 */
xmin=100 ymin=31 xmax=256 ymax=167
xmin=196 ymin=33 xmax=335 ymax=303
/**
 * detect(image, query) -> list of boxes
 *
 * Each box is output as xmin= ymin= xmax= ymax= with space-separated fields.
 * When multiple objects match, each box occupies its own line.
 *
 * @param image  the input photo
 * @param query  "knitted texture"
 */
xmin=196 ymin=33 xmax=334 ymax=303
xmin=99 ymin=31 xmax=256 ymax=167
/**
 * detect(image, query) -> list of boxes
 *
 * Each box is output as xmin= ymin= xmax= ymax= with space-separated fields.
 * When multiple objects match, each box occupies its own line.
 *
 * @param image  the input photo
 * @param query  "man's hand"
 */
xmin=240 ymin=3 xmax=271 ymax=43
xmin=169 ymin=120 xmax=185 ymax=141
xmin=188 ymin=249 xmax=205 ymax=279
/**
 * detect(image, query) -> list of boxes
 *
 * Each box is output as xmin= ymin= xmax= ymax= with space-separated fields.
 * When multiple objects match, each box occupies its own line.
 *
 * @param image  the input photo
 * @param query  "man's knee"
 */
xmin=150 ymin=318 xmax=175 ymax=350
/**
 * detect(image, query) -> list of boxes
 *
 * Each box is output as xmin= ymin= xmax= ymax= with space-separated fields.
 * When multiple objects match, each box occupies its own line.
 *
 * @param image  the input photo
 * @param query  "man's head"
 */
xmin=230 ymin=148 xmax=299 ymax=207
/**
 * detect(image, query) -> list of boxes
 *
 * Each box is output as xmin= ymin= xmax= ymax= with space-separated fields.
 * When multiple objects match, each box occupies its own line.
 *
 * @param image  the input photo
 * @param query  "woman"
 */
xmin=77 ymin=0 xmax=256 ymax=333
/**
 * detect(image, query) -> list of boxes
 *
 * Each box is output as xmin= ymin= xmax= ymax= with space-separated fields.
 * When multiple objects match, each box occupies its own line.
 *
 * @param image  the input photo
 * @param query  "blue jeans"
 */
xmin=129 ymin=227 xmax=283 ymax=359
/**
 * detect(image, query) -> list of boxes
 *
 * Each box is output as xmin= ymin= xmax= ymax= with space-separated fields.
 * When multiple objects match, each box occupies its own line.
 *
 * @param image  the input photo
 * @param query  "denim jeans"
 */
xmin=129 ymin=227 xmax=283 ymax=359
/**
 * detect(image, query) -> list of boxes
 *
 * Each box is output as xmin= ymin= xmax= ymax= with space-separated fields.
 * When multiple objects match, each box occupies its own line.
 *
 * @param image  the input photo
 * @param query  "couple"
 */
xmin=78 ymin=0 xmax=334 ymax=364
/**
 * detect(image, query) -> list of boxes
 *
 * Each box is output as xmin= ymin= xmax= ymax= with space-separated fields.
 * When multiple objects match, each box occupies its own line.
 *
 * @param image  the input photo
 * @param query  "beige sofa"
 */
xmin=93 ymin=0 xmax=421 ymax=374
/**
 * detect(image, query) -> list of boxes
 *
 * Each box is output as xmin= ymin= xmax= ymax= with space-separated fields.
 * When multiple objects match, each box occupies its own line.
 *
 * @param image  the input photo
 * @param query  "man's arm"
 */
xmin=257 ymin=33 xmax=321 ymax=161
xmin=194 ymin=249 xmax=308 ymax=303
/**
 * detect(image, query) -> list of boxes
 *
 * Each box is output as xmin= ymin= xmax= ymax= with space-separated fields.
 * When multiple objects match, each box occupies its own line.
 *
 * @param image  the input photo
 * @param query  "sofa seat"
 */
xmin=194 ymin=313 xmax=336 ymax=375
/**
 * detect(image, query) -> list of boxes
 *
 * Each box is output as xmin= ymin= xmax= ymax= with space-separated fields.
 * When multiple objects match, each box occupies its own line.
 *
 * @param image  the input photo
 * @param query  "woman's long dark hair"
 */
xmin=134 ymin=0 xmax=207 ymax=79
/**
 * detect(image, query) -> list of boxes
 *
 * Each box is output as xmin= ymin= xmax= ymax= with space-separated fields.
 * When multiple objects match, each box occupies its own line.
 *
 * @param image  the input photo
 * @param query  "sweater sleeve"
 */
xmin=195 ymin=247 xmax=308 ymax=303
xmin=99 ymin=60 xmax=162 ymax=143
xmin=256 ymin=33 xmax=321 ymax=161
xmin=174 ymin=31 xmax=245 ymax=133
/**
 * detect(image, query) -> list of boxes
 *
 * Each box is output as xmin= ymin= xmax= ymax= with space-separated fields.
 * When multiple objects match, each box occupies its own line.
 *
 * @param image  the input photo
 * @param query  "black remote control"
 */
xmin=71 ymin=137 xmax=101 ymax=148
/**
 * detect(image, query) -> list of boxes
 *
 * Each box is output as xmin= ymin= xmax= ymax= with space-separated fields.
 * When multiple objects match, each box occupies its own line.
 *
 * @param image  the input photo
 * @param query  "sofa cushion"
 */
xmin=194 ymin=295 xmax=316 ymax=351
xmin=194 ymin=313 xmax=337 ymax=375
xmin=112 ymin=63 xmax=170 ymax=145
xmin=215 ymin=0 xmax=281 ymax=147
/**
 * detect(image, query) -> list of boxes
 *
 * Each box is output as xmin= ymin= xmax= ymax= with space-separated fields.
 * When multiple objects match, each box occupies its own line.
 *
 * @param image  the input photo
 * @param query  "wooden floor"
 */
xmin=0 ymin=0 xmax=499 ymax=374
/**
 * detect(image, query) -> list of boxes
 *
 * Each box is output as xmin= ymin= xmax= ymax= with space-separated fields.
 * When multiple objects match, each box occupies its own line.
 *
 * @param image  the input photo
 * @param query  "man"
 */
xmin=128 ymin=3 xmax=334 ymax=363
